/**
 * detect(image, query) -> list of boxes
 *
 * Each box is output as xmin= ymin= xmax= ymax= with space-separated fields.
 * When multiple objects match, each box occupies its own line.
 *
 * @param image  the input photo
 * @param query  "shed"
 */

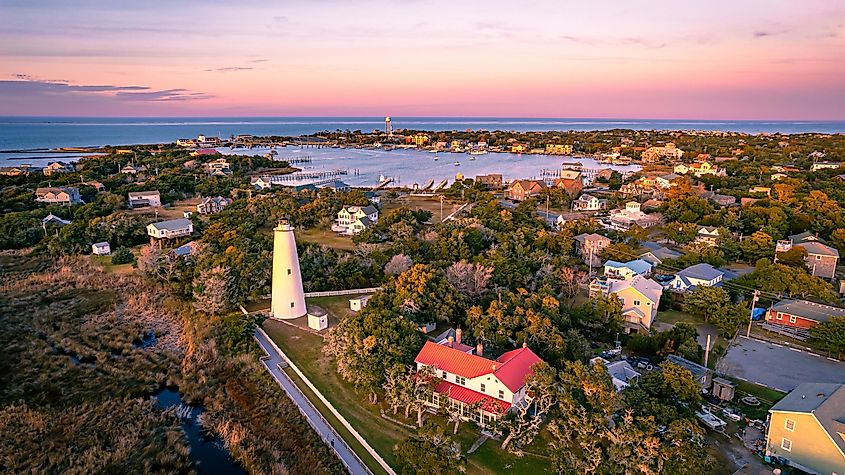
xmin=349 ymin=294 xmax=372 ymax=312
xmin=711 ymin=377 xmax=736 ymax=401
xmin=307 ymin=305 xmax=328 ymax=331
xmin=92 ymin=242 xmax=111 ymax=256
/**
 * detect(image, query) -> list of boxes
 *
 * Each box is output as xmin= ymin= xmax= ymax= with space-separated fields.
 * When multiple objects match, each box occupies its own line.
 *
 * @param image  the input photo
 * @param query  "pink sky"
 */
xmin=1 ymin=0 xmax=844 ymax=119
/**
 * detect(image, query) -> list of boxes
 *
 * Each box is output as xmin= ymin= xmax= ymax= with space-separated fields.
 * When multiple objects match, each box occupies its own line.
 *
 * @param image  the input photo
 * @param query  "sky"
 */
xmin=1 ymin=0 xmax=844 ymax=119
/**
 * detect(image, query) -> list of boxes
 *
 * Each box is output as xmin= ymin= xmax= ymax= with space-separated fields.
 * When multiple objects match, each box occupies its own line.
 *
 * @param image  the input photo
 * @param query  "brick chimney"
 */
xmin=447 ymin=336 xmax=454 ymax=346
xmin=476 ymin=343 xmax=483 ymax=356
xmin=455 ymin=328 xmax=462 ymax=344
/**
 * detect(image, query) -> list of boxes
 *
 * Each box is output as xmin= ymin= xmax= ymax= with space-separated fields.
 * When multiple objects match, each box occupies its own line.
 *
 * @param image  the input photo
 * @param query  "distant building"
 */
xmin=0 ymin=166 xmax=29 ymax=177
xmin=574 ymin=233 xmax=612 ymax=262
xmin=510 ymin=143 xmax=527 ymax=154
xmin=147 ymin=218 xmax=193 ymax=240
xmin=35 ymin=187 xmax=83 ymax=205
xmin=590 ymin=357 xmax=640 ymax=392
xmin=196 ymin=196 xmax=231 ymax=215
xmin=414 ymin=340 xmax=543 ymax=428
xmin=641 ymin=143 xmax=684 ymax=162
xmin=250 ymin=176 xmax=273 ymax=190
xmin=128 ymin=191 xmax=162 ymax=208
xmin=666 ymin=355 xmax=713 ymax=390
xmin=675 ymin=161 xmax=725 ymax=177
xmin=334 ymin=205 xmax=379 ymax=235
xmin=810 ymin=161 xmax=843 ymax=172
xmin=545 ymin=144 xmax=573 ymax=155
xmin=202 ymin=157 xmax=231 ymax=175
xmin=191 ymin=148 xmax=221 ymax=158
xmin=320 ymin=180 xmax=351 ymax=192
xmin=749 ymin=186 xmax=771 ymax=196
xmin=608 ymin=201 xmax=661 ymax=231
xmin=655 ymin=173 xmax=680 ymax=189
xmin=42 ymin=161 xmax=73 ymax=176
xmin=475 ymin=174 xmax=503 ymax=190
xmin=42 ymin=213 xmax=71 ymax=226
xmin=196 ymin=134 xmax=221 ymax=147
xmin=591 ymin=275 xmax=663 ymax=333
xmin=603 ymin=259 xmax=653 ymax=280
xmin=91 ymin=242 xmax=111 ymax=255
xmin=572 ymin=194 xmax=607 ymax=212
xmin=796 ymin=242 xmax=839 ymax=280
xmin=638 ymin=242 xmax=682 ymax=265
xmin=120 ymin=164 xmax=147 ymax=175
xmin=506 ymin=179 xmax=545 ymax=201
xmin=694 ymin=226 xmax=721 ymax=247
xmin=765 ymin=383 xmax=845 ymax=475
xmin=349 ymin=294 xmax=372 ymax=312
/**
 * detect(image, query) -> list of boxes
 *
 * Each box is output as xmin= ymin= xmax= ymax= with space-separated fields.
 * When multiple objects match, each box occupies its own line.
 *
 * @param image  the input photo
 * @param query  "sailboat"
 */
xmin=434 ymin=152 xmax=439 ymax=161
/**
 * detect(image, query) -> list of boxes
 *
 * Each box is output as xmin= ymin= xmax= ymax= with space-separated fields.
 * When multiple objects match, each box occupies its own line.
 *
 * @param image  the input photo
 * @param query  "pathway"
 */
xmin=254 ymin=330 xmax=373 ymax=475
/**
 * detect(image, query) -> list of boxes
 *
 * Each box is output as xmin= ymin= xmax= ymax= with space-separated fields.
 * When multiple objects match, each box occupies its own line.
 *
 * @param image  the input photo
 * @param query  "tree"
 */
xmin=558 ymin=266 xmax=586 ymax=300
xmin=393 ymin=421 xmax=465 ymax=474
xmin=710 ymin=302 xmax=748 ymax=337
xmin=664 ymin=222 xmax=698 ymax=245
xmin=110 ymin=248 xmax=134 ymax=265
xmin=393 ymin=264 xmax=463 ymax=324
xmin=809 ymin=317 xmax=845 ymax=359
xmin=776 ymin=246 xmax=808 ymax=268
xmin=684 ymin=286 xmax=729 ymax=323
xmin=740 ymin=230 xmax=775 ymax=262
xmin=193 ymin=266 xmax=229 ymax=314
xmin=137 ymin=244 xmax=161 ymax=275
xmin=383 ymin=365 xmax=415 ymax=416
xmin=599 ymin=242 xmax=637 ymax=263
xmin=410 ymin=365 xmax=440 ymax=427
xmin=385 ymin=253 xmax=413 ymax=276
xmin=445 ymin=260 xmax=493 ymax=301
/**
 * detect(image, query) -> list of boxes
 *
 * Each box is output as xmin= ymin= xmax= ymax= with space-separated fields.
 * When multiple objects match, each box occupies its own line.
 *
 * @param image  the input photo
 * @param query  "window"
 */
xmin=499 ymin=390 xmax=505 ymax=399
xmin=455 ymin=376 xmax=465 ymax=385
xmin=781 ymin=438 xmax=792 ymax=451
xmin=816 ymin=255 xmax=822 ymax=260
xmin=287 ymin=269 xmax=291 ymax=275
xmin=784 ymin=419 xmax=795 ymax=431
xmin=290 ymin=302 xmax=295 ymax=308
xmin=442 ymin=371 xmax=447 ymax=379
xmin=480 ymin=384 xmax=486 ymax=393
xmin=633 ymin=300 xmax=641 ymax=306
xmin=776 ymin=313 xmax=783 ymax=320
xmin=789 ymin=315 xmax=797 ymax=324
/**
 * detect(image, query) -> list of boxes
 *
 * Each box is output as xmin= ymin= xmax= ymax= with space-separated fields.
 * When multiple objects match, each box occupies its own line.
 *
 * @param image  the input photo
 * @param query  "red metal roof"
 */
xmin=415 ymin=341 xmax=542 ymax=392
xmin=435 ymin=380 xmax=511 ymax=414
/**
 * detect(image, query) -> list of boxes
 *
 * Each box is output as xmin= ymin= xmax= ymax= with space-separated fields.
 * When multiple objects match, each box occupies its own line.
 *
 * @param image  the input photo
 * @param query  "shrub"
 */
xmin=111 ymin=248 xmax=134 ymax=265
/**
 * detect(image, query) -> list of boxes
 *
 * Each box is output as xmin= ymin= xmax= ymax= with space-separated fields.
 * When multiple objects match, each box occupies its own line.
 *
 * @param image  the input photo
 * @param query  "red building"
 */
xmin=766 ymin=299 xmax=845 ymax=330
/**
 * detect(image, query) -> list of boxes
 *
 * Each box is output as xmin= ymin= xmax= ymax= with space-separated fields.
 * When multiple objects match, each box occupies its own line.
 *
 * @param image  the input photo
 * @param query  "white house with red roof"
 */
xmin=414 ymin=340 xmax=542 ymax=427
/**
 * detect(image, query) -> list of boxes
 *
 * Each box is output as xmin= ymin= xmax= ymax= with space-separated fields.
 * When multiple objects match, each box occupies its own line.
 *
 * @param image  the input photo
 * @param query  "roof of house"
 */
xmin=607 ymin=275 xmax=663 ymax=304
xmin=677 ymin=263 xmax=724 ymax=281
xmin=796 ymin=241 xmax=840 ymax=258
xmin=574 ymin=232 xmax=610 ymax=243
xmin=128 ymin=190 xmax=160 ymax=199
xmin=434 ymin=380 xmax=511 ymax=414
xmin=789 ymin=231 xmax=822 ymax=244
xmin=42 ymin=213 xmax=71 ymax=225
xmin=172 ymin=241 xmax=199 ymax=256
xmin=641 ymin=242 xmax=683 ymax=260
xmin=770 ymin=383 xmax=845 ymax=456
xmin=605 ymin=259 xmax=653 ymax=275
xmin=666 ymin=355 xmax=712 ymax=379
xmin=93 ymin=241 xmax=109 ymax=247
xmin=415 ymin=340 xmax=541 ymax=392
xmin=510 ymin=179 xmax=546 ymax=191
xmin=149 ymin=218 xmax=192 ymax=232
xmin=770 ymin=299 xmax=845 ymax=323
xmin=557 ymin=170 xmax=582 ymax=180
xmin=659 ymin=173 xmax=680 ymax=180
xmin=343 ymin=204 xmax=378 ymax=215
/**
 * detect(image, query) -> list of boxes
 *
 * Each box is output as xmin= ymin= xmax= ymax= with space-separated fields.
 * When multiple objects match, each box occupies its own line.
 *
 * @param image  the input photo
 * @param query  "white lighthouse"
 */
xmin=271 ymin=218 xmax=306 ymax=320
xmin=385 ymin=116 xmax=393 ymax=137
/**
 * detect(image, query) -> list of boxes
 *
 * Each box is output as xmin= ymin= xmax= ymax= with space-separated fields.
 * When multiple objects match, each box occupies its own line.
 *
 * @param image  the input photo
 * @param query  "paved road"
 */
xmin=254 ymin=330 xmax=371 ymax=475
xmin=717 ymin=336 xmax=845 ymax=393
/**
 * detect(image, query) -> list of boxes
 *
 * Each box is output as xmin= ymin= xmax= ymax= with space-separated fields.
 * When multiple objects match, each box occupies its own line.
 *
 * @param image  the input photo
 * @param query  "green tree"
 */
xmin=393 ymin=421 xmax=465 ymax=475
xmin=684 ymin=286 xmax=729 ymax=323
xmin=110 ymin=248 xmax=134 ymax=265
xmin=740 ymin=230 xmax=775 ymax=262
xmin=809 ymin=316 xmax=845 ymax=359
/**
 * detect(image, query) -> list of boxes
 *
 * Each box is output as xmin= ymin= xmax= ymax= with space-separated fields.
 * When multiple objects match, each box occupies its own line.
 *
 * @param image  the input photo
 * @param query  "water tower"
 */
xmin=385 ymin=116 xmax=393 ymax=137
xmin=271 ymin=218 xmax=306 ymax=320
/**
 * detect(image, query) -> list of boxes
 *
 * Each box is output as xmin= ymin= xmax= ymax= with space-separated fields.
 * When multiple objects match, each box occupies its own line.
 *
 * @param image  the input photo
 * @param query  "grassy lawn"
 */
xmin=89 ymin=253 xmax=134 ymax=274
xmin=262 ymin=318 xmax=553 ymax=474
xmin=382 ymin=195 xmax=463 ymax=224
xmin=730 ymin=379 xmax=786 ymax=420
xmin=295 ymin=228 xmax=356 ymax=251
xmin=656 ymin=309 xmax=703 ymax=325
xmin=307 ymin=295 xmax=358 ymax=326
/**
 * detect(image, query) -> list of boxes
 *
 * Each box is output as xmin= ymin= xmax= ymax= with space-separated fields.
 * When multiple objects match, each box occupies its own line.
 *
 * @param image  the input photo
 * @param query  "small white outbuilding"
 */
xmin=349 ymin=294 xmax=372 ymax=312
xmin=92 ymin=242 xmax=111 ymax=255
xmin=307 ymin=305 xmax=328 ymax=331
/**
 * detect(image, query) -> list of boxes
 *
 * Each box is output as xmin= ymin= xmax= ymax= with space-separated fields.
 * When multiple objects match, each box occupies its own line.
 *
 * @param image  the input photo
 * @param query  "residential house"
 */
xmin=694 ymin=226 xmax=721 ymax=247
xmin=545 ymin=144 xmax=573 ymax=155
xmin=250 ymin=176 xmax=273 ymax=190
xmin=414 ymin=340 xmax=543 ymax=427
xmin=749 ymin=186 xmax=772 ymax=197
xmin=592 ymin=275 xmax=663 ymax=333
xmin=510 ymin=143 xmax=527 ymax=154
xmin=553 ymin=170 xmax=583 ymax=197
xmin=766 ymin=299 xmax=845 ymax=331
xmin=475 ymin=174 xmax=503 ymax=190
xmin=334 ymin=205 xmax=379 ymax=235
xmin=35 ymin=187 xmax=82 ymax=205
xmin=83 ymin=180 xmax=105 ymax=192
xmin=666 ymin=355 xmax=713 ymax=391
xmin=433 ymin=328 xmax=475 ymax=354
xmin=176 ymin=138 xmax=197 ymax=147
xmin=811 ymin=161 xmax=843 ymax=172
xmin=639 ymin=242 xmax=682 ymax=265
xmin=655 ymin=173 xmax=680 ymax=189
xmin=147 ymin=218 xmax=193 ymax=240
xmin=42 ymin=213 xmax=71 ymax=226
xmin=191 ymin=148 xmax=221 ymax=158
xmin=42 ymin=161 xmax=73 ymax=176
xmin=321 ymin=180 xmax=351 ymax=192
xmin=506 ymin=179 xmax=546 ymax=201
xmin=120 ymin=164 xmax=147 ymax=175
xmin=797 ymin=241 xmax=839 ymax=280
xmin=202 ymin=157 xmax=231 ymax=176
xmin=572 ymin=194 xmax=608 ymax=212
xmin=700 ymin=191 xmax=737 ymax=207
xmin=771 ymin=173 xmax=788 ymax=181
xmin=196 ymin=134 xmax=221 ymax=147
xmin=603 ymin=259 xmax=653 ymax=280
xmin=128 ymin=191 xmax=162 ymax=208
xmin=0 ymin=166 xmax=29 ymax=176
xmin=608 ymin=201 xmax=661 ymax=231
xmin=91 ymin=242 xmax=111 ymax=255
xmin=349 ymin=294 xmax=372 ymax=312
xmin=765 ymin=383 xmax=845 ymax=475
xmin=574 ymin=233 xmax=612 ymax=262
xmin=170 ymin=241 xmax=201 ymax=260
xmin=196 ymin=196 xmax=231 ymax=215
xmin=667 ymin=263 xmax=734 ymax=292
xmin=641 ymin=143 xmax=684 ymax=162
xmin=590 ymin=357 xmax=641 ymax=392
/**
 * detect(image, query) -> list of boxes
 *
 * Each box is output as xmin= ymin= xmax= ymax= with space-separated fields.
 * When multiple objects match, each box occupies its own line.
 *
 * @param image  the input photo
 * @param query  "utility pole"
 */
xmin=439 ymin=195 xmax=443 ymax=223
xmin=746 ymin=289 xmax=760 ymax=338
xmin=704 ymin=334 xmax=712 ymax=367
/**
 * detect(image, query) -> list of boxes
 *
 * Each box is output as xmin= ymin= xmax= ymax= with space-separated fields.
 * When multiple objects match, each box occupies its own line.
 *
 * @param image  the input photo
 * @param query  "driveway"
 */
xmin=716 ymin=336 xmax=845 ymax=392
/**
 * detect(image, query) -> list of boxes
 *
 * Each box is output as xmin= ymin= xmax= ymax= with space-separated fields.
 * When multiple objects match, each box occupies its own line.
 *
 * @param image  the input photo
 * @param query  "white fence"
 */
xmin=255 ymin=328 xmax=396 ymax=475
xmin=304 ymin=288 xmax=381 ymax=298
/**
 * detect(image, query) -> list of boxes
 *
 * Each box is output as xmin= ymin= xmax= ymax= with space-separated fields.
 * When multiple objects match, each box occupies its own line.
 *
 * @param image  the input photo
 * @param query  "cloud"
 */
xmin=203 ymin=66 xmax=254 ymax=72
xmin=753 ymin=28 xmax=791 ymax=38
xmin=248 ymin=58 xmax=270 ymax=63
xmin=0 ymin=75 xmax=212 ymax=102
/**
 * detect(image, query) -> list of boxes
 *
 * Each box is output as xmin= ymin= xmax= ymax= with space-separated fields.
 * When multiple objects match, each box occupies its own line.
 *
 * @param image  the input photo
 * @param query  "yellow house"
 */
xmin=511 ymin=144 xmax=527 ymax=154
xmin=766 ymin=383 xmax=845 ymax=475
xmin=545 ymin=144 xmax=573 ymax=155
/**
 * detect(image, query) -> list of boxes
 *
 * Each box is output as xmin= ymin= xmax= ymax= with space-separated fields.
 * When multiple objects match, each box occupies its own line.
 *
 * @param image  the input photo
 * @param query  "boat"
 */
xmin=454 ymin=162 xmax=460 ymax=166
xmin=468 ymin=156 xmax=476 ymax=161
xmin=434 ymin=153 xmax=439 ymax=161
xmin=421 ymin=179 xmax=434 ymax=191
xmin=695 ymin=410 xmax=727 ymax=431
xmin=469 ymin=149 xmax=487 ymax=156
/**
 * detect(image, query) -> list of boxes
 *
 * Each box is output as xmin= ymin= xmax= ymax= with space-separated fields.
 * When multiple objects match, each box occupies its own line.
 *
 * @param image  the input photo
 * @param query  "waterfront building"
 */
xmin=334 ymin=205 xmax=379 ymax=235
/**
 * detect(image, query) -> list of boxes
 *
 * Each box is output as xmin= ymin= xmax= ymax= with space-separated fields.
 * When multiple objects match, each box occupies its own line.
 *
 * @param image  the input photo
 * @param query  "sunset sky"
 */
xmin=1 ymin=0 xmax=844 ymax=119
